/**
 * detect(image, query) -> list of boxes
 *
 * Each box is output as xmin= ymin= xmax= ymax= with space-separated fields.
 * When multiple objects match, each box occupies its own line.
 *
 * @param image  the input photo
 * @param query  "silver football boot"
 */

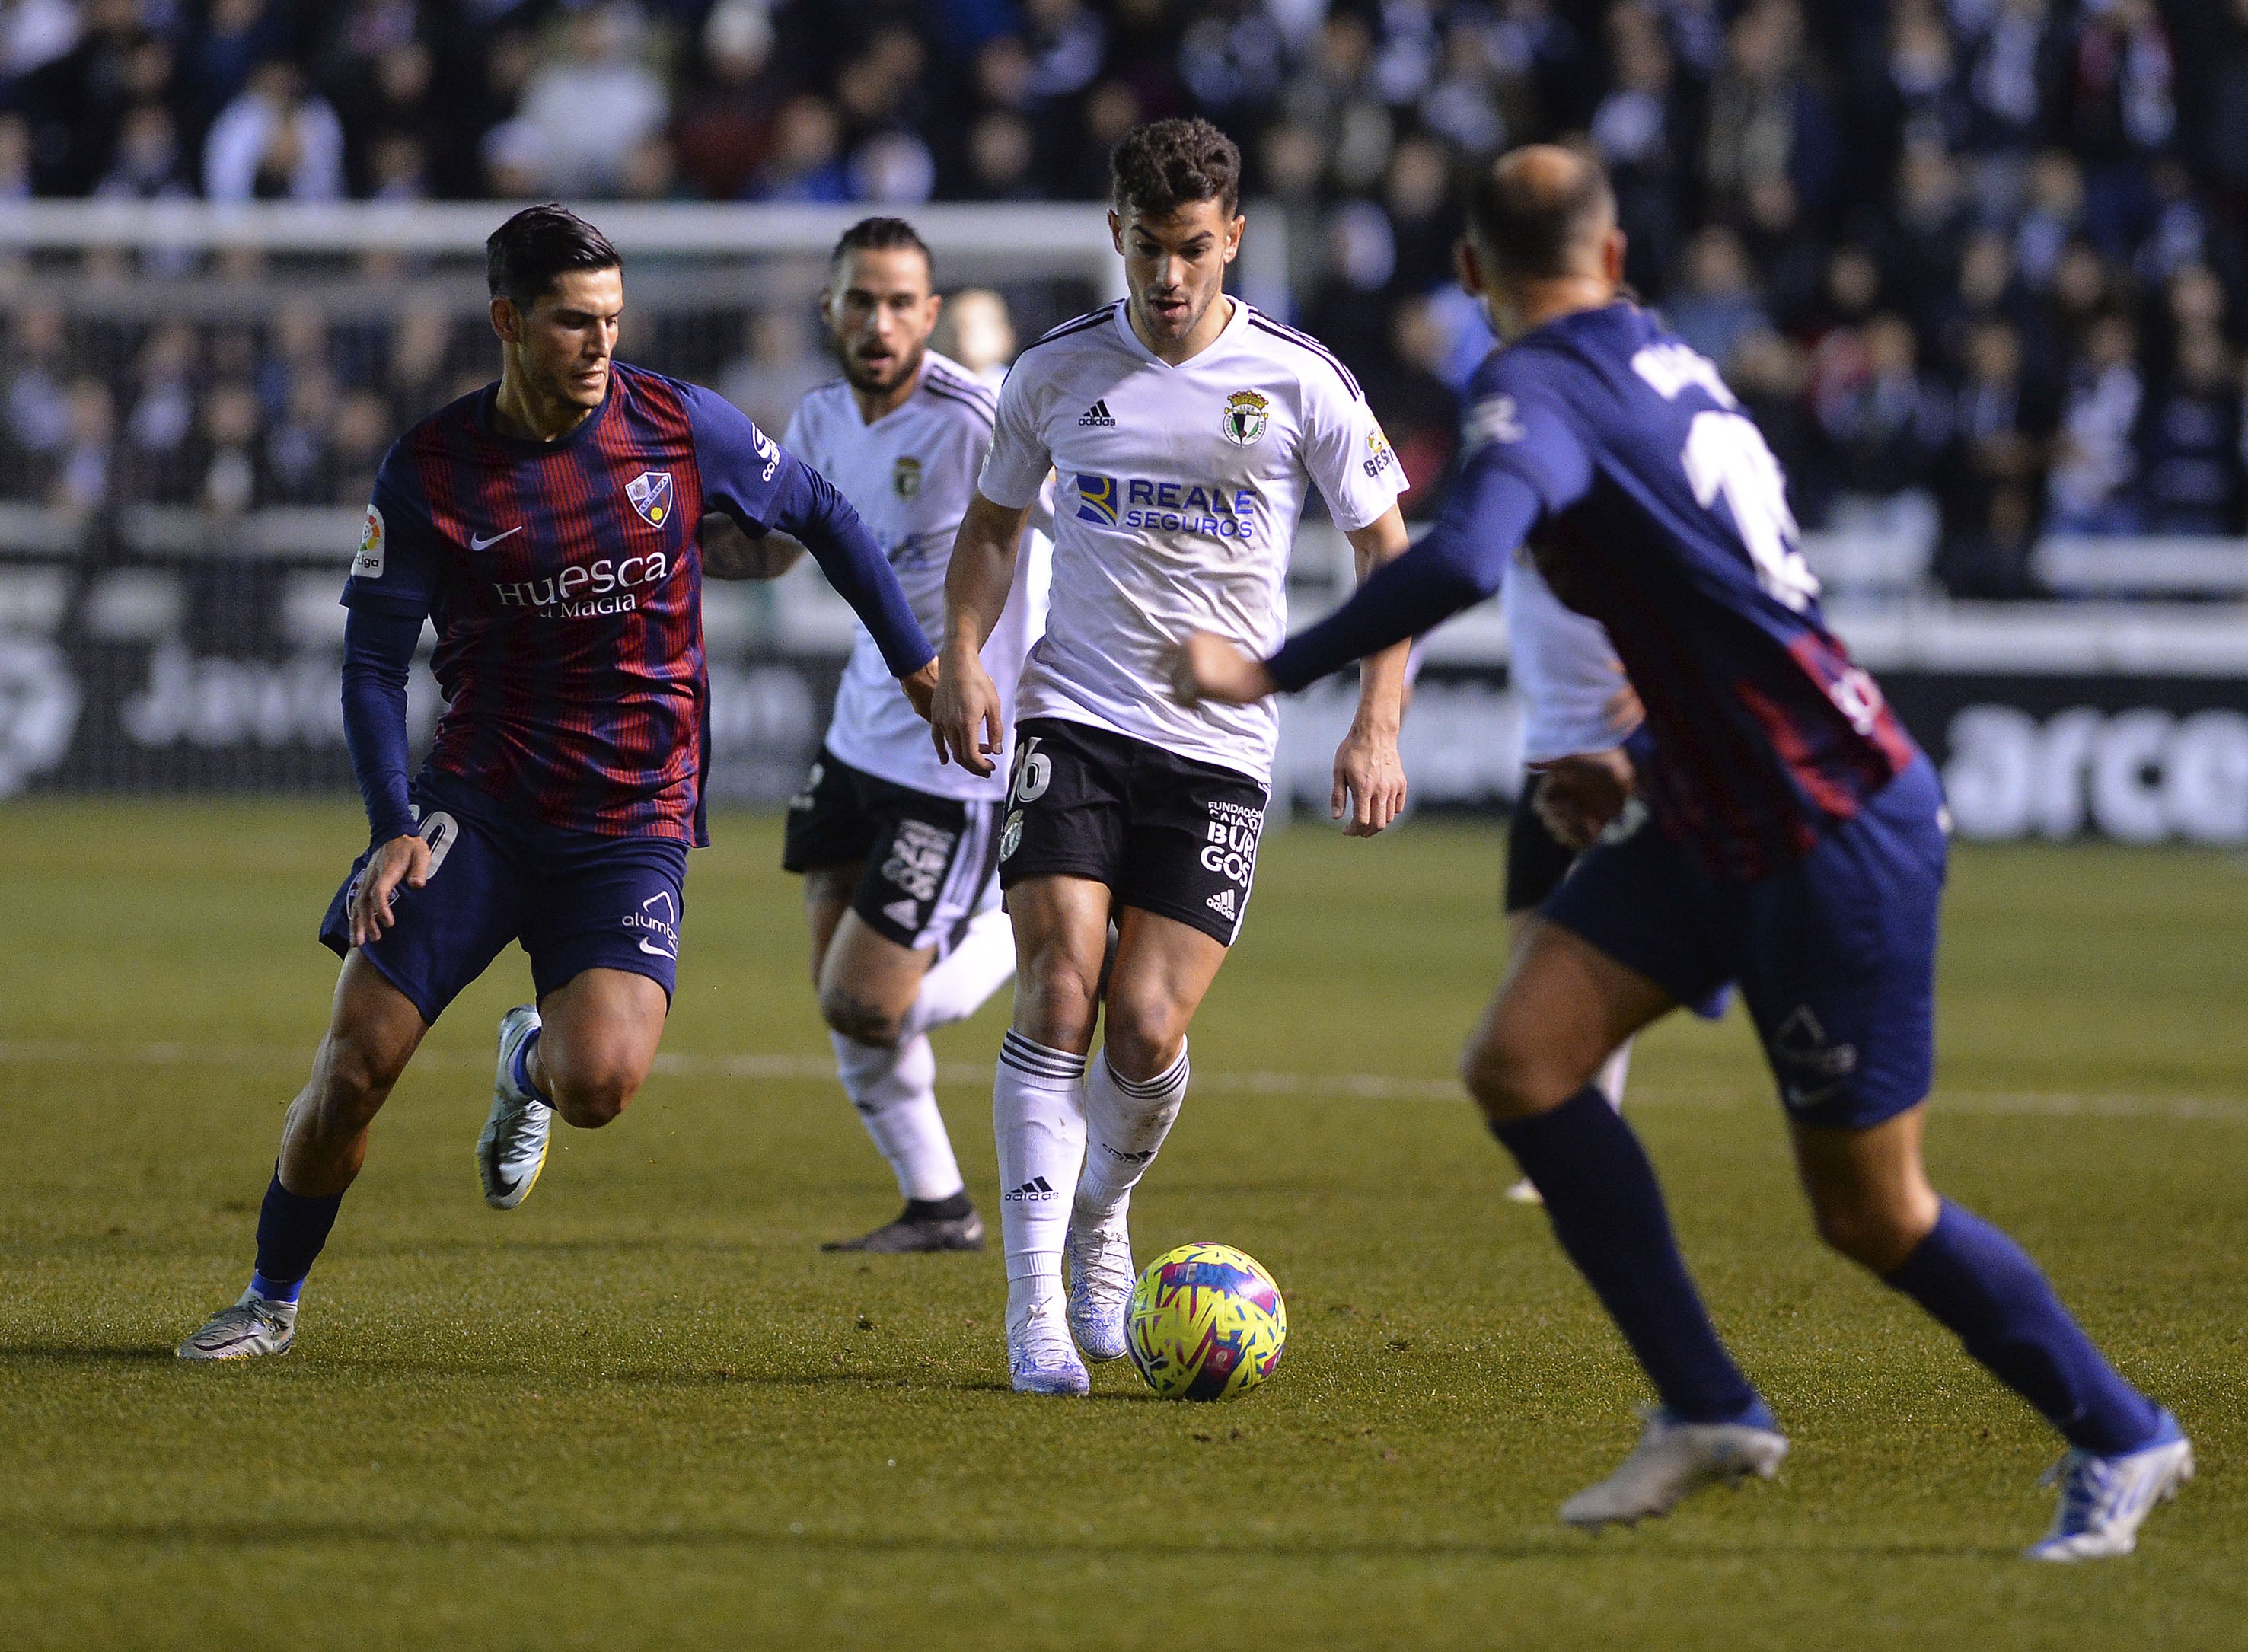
xmin=177 ymin=1290 xmax=298 ymax=1360
xmin=477 ymin=1004 xmax=553 ymax=1210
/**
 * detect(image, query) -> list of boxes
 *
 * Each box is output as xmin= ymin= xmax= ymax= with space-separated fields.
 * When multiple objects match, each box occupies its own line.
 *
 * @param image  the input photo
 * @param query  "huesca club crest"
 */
xmin=1221 ymin=389 xmax=1270 ymax=446
xmin=626 ymin=470 xmax=674 ymax=527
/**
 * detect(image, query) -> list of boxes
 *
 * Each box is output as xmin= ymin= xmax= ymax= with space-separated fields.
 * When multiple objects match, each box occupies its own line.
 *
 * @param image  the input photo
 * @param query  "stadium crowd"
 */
xmin=8 ymin=0 xmax=2248 ymax=595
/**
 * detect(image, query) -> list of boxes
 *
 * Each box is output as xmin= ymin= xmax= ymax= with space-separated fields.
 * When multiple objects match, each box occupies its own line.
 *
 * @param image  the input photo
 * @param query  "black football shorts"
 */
xmin=995 ymin=716 xmax=1269 ymax=946
xmin=782 ymin=747 xmax=1003 ymax=955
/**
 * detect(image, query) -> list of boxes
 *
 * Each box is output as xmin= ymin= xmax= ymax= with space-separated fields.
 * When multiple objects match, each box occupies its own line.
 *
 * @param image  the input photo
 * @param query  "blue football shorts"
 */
xmin=1540 ymin=757 xmax=1950 ymax=1131
xmin=318 ymin=772 xmax=688 ymax=1025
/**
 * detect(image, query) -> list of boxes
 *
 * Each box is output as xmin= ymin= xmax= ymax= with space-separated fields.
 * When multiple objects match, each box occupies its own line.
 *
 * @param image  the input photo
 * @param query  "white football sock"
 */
xmin=993 ymin=1030 xmax=1086 ymax=1323
xmin=898 ymin=908 xmax=1016 ymax=1041
xmin=1594 ymin=1038 xmax=1633 ymax=1112
xmin=1075 ymin=1043 xmax=1188 ymax=1222
xmin=830 ymin=1031 xmax=964 ymax=1202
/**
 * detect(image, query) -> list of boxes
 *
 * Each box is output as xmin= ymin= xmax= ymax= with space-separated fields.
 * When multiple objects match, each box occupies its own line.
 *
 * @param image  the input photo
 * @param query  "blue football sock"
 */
xmin=512 ymin=1028 xmax=550 ymax=1104
xmin=1491 ymin=1086 xmax=1767 ymax=1426
xmin=1884 ymin=1201 xmax=2160 ymax=1454
xmin=250 ymin=1169 xmax=343 ymax=1300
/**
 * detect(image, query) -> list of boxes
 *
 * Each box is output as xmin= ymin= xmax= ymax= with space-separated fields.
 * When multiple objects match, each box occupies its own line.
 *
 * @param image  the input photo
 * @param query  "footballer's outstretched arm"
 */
xmin=1331 ymin=505 xmax=1414 ymax=836
xmin=929 ymin=489 xmax=1032 ymax=776
xmin=1172 ymin=462 xmax=1546 ymax=706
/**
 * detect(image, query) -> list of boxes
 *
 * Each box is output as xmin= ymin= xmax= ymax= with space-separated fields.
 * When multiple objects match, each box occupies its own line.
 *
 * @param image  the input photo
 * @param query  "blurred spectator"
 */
xmin=2047 ymin=311 xmax=2145 ymax=534
xmin=1665 ymin=225 xmax=1768 ymax=372
xmin=16 ymin=0 xmax=166 ymax=196
xmin=94 ymin=103 xmax=184 ymax=199
xmin=1702 ymin=1 xmax=1838 ymax=225
xmin=330 ymin=387 xmax=392 ymax=505
xmin=1816 ymin=311 xmax=1950 ymax=505
xmin=674 ymin=0 xmax=781 ymax=199
xmin=2138 ymin=324 xmax=2241 ymax=533
xmin=1593 ymin=2 xmax=1687 ymax=296
xmin=124 ymin=324 xmax=199 ymax=502
xmin=0 ymin=110 xmax=29 ymax=200
xmin=931 ymin=290 xmax=1016 ymax=389
xmin=753 ymin=94 xmax=849 ymax=202
xmin=1365 ymin=295 xmax=1459 ymax=517
xmin=720 ymin=308 xmax=824 ymax=435
xmin=205 ymin=60 xmax=347 ymax=203
xmin=5 ymin=303 xmax=71 ymax=461
xmin=199 ymin=382 xmax=263 ymax=518
xmin=53 ymin=378 xmax=113 ymax=514
xmin=492 ymin=2 xmax=668 ymax=197
xmin=1937 ymin=317 xmax=2055 ymax=553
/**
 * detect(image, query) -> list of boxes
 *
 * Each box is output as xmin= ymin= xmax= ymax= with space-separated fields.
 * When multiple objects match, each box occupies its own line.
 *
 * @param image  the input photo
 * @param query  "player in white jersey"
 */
xmin=929 ymin=119 xmax=1414 ymax=1394
xmin=758 ymin=220 xmax=1044 ymax=1252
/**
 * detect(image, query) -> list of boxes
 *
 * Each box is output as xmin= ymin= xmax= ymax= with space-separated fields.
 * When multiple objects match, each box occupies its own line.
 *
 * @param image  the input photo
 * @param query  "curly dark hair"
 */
xmin=1110 ymin=116 xmax=1241 ymax=218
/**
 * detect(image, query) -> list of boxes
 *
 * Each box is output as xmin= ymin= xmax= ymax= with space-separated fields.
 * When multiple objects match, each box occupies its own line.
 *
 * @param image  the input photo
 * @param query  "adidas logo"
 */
xmin=882 ymin=897 xmax=920 ymax=930
xmin=1078 ymin=399 xmax=1115 ymax=427
xmin=1003 ymin=1176 xmax=1057 ymax=1202
xmin=1206 ymin=887 xmax=1237 ymax=920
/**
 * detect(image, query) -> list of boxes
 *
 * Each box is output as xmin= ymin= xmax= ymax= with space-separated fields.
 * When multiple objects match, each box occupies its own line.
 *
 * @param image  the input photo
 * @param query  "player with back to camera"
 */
xmin=178 ymin=205 xmax=939 ymax=1360
xmin=929 ymin=116 xmax=1415 ymax=1395
xmin=757 ymin=219 xmax=1045 ymax=1252
xmin=1172 ymin=146 xmax=2192 ymax=1561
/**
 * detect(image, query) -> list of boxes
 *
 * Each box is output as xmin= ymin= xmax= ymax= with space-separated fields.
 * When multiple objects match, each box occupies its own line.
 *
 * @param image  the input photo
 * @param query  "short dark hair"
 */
xmin=831 ymin=216 xmax=933 ymax=278
xmin=486 ymin=203 xmax=620 ymax=309
xmin=1465 ymin=151 xmax=1616 ymax=279
xmin=1110 ymin=117 xmax=1241 ymax=218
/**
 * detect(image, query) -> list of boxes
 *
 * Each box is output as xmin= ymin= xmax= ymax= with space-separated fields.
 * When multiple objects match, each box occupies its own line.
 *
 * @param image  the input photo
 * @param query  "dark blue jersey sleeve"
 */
xmin=1267 ymin=346 xmax=1596 ymax=692
xmin=682 ymin=382 xmax=934 ymax=677
xmin=340 ymin=447 xmax=442 ymax=618
xmin=340 ymin=604 xmax=422 ymax=844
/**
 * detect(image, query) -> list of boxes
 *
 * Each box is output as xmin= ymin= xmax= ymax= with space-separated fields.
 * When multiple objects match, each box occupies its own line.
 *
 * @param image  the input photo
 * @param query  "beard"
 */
xmin=840 ymin=336 xmax=925 ymax=397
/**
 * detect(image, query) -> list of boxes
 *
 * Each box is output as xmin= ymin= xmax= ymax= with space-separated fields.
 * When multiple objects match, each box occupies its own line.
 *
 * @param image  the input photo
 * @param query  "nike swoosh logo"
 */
xmin=470 ymin=527 xmax=523 ymax=551
xmin=637 ymin=939 xmax=676 ymax=959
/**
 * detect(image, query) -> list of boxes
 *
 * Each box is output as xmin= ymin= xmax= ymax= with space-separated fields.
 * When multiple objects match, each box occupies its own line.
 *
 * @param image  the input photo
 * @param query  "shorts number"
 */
xmin=1679 ymin=410 xmax=1818 ymax=614
xmin=1009 ymin=736 xmax=1050 ymax=805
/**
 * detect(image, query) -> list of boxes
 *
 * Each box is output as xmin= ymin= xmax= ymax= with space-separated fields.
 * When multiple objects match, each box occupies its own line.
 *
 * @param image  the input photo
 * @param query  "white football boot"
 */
xmin=1561 ymin=1405 xmax=1790 ymax=1529
xmin=1007 ymin=1296 xmax=1090 ymax=1396
xmin=2025 ymin=1410 xmax=2193 ymax=1561
xmin=1063 ymin=1203 xmax=1135 ymax=1363
xmin=176 ymin=1290 xmax=298 ymax=1360
xmin=477 ymin=1004 xmax=552 ymax=1210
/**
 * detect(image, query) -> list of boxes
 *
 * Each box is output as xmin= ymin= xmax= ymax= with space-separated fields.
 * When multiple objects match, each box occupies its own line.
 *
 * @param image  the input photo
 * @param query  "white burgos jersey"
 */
xmin=978 ymin=299 xmax=1407 ymax=784
xmin=1503 ymin=547 xmax=1639 ymax=764
xmin=785 ymin=350 xmax=1044 ymax=801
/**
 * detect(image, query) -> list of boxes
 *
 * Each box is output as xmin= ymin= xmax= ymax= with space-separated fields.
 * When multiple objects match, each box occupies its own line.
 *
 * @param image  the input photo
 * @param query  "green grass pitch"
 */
xmin=1 ymin=801 xmax=2242 ymax=1649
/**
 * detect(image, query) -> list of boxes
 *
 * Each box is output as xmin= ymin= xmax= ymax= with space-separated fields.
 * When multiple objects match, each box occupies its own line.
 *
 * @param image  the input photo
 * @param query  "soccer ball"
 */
xmin=1125 ymin=1242 xmax=1287 ymax=1401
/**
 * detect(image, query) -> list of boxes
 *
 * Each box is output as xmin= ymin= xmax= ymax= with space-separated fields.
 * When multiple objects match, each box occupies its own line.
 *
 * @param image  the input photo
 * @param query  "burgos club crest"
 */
xmin=626 ymin=470 xmax=674 ymax=528
xmin=894 ymin=454 xmax=923 ymax=499
xmin=1221 ymin=389 xmax=1270 ymax=446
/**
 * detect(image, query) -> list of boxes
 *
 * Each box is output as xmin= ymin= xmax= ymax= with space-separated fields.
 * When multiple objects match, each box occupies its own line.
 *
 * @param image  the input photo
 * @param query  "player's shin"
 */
xmin=250 ymin=1166 xmax=344 ymax=1303
xmin=896 ymin=909 xmax=1016 ymax=1041
xmin=831 ymin=1031 xmax=965 ymax=1202
xmin=1491 ymin=1086 xmax=1768 ymax=1426
xmin=1076 ymin=1044 xmax=1187 ymax=1219
xmin=1883 ymin=1201 xmax=2162 ymax=1453
xmin=993 ymin=1032 xmax=1088 ymax=1321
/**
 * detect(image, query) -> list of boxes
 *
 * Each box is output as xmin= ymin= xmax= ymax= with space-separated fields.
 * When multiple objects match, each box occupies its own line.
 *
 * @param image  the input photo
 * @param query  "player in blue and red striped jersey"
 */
xmin=1172 ymin=148 xmax=2191 ymax=1561
xmin=179 ymin=205 xmax=938 ymax=1363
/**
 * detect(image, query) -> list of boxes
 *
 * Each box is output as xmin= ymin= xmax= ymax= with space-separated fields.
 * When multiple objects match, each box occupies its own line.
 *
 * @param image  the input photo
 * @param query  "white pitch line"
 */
xmin=1 ymin=1040 xmax=2243 ymax=1124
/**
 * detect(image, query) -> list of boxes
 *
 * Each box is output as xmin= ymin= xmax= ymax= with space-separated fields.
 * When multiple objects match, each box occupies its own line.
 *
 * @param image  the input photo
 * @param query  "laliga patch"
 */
xmin=1364 ymin=423 xmax=1398 ymax=478
xmin=625 ymin=470 xmax=674 ymax=528
xmin=352 ymin=503 xmax=385 ymax=579
xmin=1221 ymin=388 xmax=1270 ymax=446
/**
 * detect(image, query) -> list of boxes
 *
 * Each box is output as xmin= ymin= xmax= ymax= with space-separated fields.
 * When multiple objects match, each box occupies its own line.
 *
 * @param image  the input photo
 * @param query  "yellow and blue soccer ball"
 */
xmin=1125 ymin=1242 xmax=1287 ymax=1401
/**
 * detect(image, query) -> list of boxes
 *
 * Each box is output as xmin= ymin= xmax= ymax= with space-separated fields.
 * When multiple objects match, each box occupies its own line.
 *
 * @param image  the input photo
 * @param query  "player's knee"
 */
xmin=317 ymin=1030 xmax=408 ymax=1121
xmin=1013 ymin=953 xmax=1101 ymax=1048
xmin=1809 ymin=1199 xmax=1919 ymax=1273
xmin=1459 ymin=1032 xmax=1558 ymax=1123
xmin=539 ymin=1044 xmax=644 ymax=1128
xmin=818 ymin=984 xmax=904 ymax=1048
xmin=1101 ymin=984 xmax=1189 ymax=1082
